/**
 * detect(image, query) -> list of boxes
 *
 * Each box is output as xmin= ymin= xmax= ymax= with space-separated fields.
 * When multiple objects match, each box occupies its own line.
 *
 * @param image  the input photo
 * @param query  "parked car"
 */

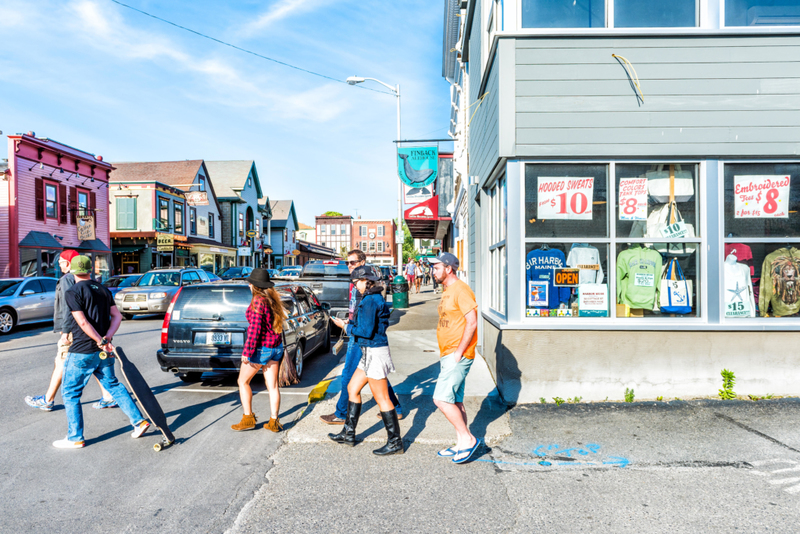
xmin=218 ymin=266 xmax=253 ymax=280
xmin=277 ymin=267 xmax=301 ymax=278
xmin=103 ymin=274 xmax=142 ymax=297
xmin=114 ymin=268 xmax=211 ymax=319
xmin=378 ymin=266 xmax=395 ymax=293
xmin=0 ymin=277 xmax=57 ymax=334
xmin=297 ymin=260 xmax=385 ymax=322
xmin=156 ymin=281 xmax=331 ymax=382
xmin=266 ymin=269 xmax=280 ymax=278
xmin=205 ymin=271 xmax=222 ymax=282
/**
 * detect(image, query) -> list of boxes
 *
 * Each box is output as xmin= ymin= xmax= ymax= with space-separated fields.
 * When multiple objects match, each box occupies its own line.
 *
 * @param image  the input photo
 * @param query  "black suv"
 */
xmin=156 ymin=281 xmax=331 ymax=382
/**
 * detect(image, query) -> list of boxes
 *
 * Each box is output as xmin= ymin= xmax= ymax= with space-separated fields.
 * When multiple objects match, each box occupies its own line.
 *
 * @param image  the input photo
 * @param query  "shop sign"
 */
xmin=733 ymin=175 xmax=790 ymax=218
xmin=405 ymin=196 xmax=439 ymax=220
xmin=210 ymin=247 xmax=226 ymax=253
xmin=554 ymin=268 xmax=580 ymax=287
xmin=659 ymin=221 xmax=690 ymax=239
xmin=579 ymin=284 xmax=608 ymax=317
xmin=292 ymin=250 xmax=301 ymax=256
xmin=527 ymin=281 xmax=549 ymax=307
xmin=618 ymin=178 xmax=647 ymax=221
xmin=264 ymin=246 xmax=273 ymax=254
xmin=726 ymin=300 xmax=751 ymax=318
xmin=157 ymin=233 xmax=174 ymax=252
xmin=404 ymin=183 xmax=434 ymax=204
xmin=395 ymin=231 xmax=404 ymax=244
xmin=77 ymin=216 xmax=96 ymax=241
xmin=537 ymin=177 xmax=594 ymax=220
xmin=185 ymin=191 xmax=209 ymax=206
xmin=397 ymin=146 xmax=438 ymax=188
xmin=176 ymin=248 xmax=189 ymax=257
xmin=246 ymin=230 xmax=257 ymax=238
xmin=237 ymin=246 xmax=251 ymax=256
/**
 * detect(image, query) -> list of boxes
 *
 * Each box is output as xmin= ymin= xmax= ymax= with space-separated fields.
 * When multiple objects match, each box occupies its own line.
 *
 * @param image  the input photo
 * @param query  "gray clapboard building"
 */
xmin=443 ymin=0 xmax=800 ymax=403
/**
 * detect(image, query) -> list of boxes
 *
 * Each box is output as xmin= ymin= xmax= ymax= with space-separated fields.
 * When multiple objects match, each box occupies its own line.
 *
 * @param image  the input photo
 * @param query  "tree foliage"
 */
xmin=323 ymin=211 xmax=343 ymax=217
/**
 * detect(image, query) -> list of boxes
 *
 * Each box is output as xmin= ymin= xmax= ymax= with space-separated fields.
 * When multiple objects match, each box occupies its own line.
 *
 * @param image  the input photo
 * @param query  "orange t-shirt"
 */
xmin=437 ymin=280 xmax=478 ymax=359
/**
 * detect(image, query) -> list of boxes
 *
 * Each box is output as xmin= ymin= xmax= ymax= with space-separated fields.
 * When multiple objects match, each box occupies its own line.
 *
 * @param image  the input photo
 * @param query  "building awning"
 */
xmin=112 ymin=245 xmax=145 ymax=253
xmin=19 ymin=231 xmax=63 ymax=249
xmin=77 ymin=239 xmax=112 ymax=253
xmin=404 ymin=196 xmax=452 ymax=240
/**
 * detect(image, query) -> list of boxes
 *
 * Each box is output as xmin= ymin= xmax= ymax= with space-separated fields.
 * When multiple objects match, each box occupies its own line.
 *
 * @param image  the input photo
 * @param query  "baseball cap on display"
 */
xmin=70 ymin=255 xmax=92 ymax=275
xmin=59 ymin=250 xmax=79 ymax=264
xmin=429 ymin=252 xmax=459 ymax=270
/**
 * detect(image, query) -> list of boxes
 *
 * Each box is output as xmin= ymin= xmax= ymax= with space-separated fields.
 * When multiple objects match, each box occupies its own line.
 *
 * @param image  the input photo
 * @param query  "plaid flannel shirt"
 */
xmin=242 ymin=298 xmax=282 ymax=360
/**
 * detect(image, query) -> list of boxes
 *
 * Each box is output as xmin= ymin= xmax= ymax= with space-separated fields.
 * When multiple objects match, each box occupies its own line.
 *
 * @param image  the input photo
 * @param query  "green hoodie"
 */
xmin=759 ymin=247 xmax=800 ymax=317
xmin=616 ymin=245 xmax=663 ymax=309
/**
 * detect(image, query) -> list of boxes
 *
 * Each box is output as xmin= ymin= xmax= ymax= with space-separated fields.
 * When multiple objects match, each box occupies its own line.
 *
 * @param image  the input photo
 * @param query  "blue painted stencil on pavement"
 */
xmin=476 ymin=442 xmax=630 ymax=469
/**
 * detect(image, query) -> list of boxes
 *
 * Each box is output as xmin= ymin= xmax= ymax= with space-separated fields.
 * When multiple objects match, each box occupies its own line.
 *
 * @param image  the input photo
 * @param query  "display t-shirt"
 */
xmin=724 ymin=257 xmax=755 ymax=318
xmin=725 ymin=243 xmax=755 ymax=276
xmin=759 ymin=247 xmax=800 ymax=317
xmin=566 ymin=244 xmax=604 ymax=285
xmin=525 ymin=248 xmax=571 ymax=308
xmin=616 ymin=246 xmax=663 ymax=309
xmin=64 ymin=279 xmax=115 ymax=354
xmin=437 ymin=280 xmax=478 ymax=359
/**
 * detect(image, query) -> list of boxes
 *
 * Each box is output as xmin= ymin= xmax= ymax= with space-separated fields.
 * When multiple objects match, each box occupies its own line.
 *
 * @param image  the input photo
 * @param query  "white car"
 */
xmin=0 ymin=277 xmax=57 ymax=334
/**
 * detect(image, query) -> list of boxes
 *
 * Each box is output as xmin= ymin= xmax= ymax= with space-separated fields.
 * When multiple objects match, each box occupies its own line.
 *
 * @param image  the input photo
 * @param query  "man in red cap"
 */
xmin=24 ymin=250 xmax=115 ymax=411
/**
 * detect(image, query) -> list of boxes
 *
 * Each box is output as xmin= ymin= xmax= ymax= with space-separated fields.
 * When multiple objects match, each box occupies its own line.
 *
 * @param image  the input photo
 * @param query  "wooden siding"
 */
xmin=470 ymin=63 xmax=501 ymax=183
xmin=0 ymin=177 xmax=9 ymax=277
xmin=515 ymin=35 xmax=800 ymax=157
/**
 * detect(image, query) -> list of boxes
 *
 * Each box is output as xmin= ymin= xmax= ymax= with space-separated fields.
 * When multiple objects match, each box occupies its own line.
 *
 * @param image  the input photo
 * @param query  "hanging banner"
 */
xmin=77 ymin=217 xmax=96 ymax=241
xmin=397 ymin=147 xmax=438 ymax=188
xmin=537 ymin=177 xmax=594 ymax=220
xmin=734 ymin=175 xmax=790 ymax=218
xmin=618 ymin=177 xmax=648 ymax=221
xmin=185 ymin=191 xmax=209 ymax=206
xmin=404 ymin=183 xmax=434 ymax=204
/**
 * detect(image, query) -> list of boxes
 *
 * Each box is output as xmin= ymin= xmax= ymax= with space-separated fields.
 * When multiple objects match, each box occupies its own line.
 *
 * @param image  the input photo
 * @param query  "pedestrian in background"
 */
xmin=321 ymin=249 xmax=403 ymax=425
xmin=414 ymin=260 xmax=422 ymax=294
xmin=329 ymin=266 xmax=403 ymax=455
xmin=232 ymin=269 xmax=287 ymax=432
xmin=430 ymin=252 xmax=481 ymax=464
xmin=54 ymin=255 xmax=149 ymax=449
xmin=25 ymin=250 xmax=116 ymax=412
xmin=404 ymin=259 xmax=417 ymax=293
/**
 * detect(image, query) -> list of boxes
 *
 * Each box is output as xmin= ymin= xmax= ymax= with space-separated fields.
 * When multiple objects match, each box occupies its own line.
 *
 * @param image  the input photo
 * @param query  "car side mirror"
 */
xmin=320 ymin=302 xmax=331 ymax=311
xmin=182 ymin=280 xmax=191 ymax=286
xmin=22 ymin=289 xmax=35 ymax=296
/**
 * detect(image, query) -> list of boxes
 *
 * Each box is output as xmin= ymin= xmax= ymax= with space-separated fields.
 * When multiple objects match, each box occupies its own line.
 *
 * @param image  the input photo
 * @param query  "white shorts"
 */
xmin=357 ymin=346 xmax=395 ymax=380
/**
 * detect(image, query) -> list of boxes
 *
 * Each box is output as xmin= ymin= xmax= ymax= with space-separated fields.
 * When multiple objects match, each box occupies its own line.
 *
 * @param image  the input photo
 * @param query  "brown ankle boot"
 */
xmin=264 ymin=418 xmax=283 ymax=432
xmin=231 ymin=413 xmax=257 ymax=431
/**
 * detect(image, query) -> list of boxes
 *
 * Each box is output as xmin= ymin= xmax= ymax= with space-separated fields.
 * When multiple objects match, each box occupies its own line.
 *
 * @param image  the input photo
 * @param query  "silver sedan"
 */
xmin=0 ymin=277 xmax=57 ymax=334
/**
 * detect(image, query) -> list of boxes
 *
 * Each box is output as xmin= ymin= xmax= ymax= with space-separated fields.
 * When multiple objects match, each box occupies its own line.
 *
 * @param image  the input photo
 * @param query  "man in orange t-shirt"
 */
xmin=430 ymin=252 xmax=480 ymax=464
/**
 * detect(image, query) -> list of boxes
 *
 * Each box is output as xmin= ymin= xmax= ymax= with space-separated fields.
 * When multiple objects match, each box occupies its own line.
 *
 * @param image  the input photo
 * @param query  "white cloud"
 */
xmin=242 ymin=0 xmax=330 ymax=35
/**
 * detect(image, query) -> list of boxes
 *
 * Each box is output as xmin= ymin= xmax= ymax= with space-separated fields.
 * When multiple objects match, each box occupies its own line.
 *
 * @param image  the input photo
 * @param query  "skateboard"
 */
xmin=112 ymin=347 xmax=176 ymax=452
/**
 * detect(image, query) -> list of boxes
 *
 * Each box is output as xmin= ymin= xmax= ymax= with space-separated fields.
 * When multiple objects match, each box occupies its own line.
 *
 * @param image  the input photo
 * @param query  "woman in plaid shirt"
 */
xmin=231 ymin=269 xmax=287 ymax=432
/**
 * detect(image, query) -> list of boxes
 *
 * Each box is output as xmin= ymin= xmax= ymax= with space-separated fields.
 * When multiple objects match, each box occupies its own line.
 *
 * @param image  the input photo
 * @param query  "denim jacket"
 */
xmin=346 ymin=288 xmax=390 ymax=348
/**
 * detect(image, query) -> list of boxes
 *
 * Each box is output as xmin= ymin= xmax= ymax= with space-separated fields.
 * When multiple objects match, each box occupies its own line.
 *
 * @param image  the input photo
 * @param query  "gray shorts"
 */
xmin=433 ymin=353 xmax=473 ymax=404
xmin=357 ymin=346 xmax=395 ymax=380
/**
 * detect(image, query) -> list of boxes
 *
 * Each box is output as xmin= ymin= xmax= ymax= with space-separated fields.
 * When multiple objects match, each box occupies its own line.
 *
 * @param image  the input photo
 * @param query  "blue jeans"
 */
xmin=335 ymin=340 xmax=402 ymax=419
xmin=62 ymin=351 xmax=145 ymax=442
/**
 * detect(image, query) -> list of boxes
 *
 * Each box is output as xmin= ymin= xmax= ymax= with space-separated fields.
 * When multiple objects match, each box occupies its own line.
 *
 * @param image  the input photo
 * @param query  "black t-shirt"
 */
xmin=64 ymin=279 xmax=115 ymax=354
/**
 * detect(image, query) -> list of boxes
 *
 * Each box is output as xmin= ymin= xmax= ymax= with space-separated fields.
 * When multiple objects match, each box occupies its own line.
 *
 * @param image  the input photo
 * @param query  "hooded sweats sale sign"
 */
xmin=734 ymin=175 xmax=791 ymax=218
xmin=537 ymin=177 xmax=594 ymax=220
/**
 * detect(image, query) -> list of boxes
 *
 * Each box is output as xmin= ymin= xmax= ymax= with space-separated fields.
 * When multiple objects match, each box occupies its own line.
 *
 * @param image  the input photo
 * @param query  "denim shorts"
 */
xmin=248 ymin=345 xmax=284 ymax=366
xmin=433 ymin=353 xmax=473 ymax=404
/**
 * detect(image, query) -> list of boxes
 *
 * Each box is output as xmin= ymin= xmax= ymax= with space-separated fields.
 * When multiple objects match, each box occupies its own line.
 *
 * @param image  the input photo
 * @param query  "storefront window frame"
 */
xmin=486 ymin=174 xmax=508 ymax=318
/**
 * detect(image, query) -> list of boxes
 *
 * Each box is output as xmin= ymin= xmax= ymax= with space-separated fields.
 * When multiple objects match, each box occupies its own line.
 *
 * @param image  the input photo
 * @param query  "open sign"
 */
xmin=554 ymin=268 xmax=580 ymax=287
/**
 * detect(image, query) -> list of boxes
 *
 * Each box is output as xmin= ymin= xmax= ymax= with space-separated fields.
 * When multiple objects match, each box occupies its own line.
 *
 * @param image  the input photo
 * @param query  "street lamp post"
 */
xmin=346 ymin=76 xmax=403 ymax=276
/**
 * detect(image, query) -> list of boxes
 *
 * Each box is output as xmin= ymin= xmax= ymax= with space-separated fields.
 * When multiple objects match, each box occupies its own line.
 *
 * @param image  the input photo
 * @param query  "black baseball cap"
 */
xmin=350 ymin=265 xmax=379 ymax=281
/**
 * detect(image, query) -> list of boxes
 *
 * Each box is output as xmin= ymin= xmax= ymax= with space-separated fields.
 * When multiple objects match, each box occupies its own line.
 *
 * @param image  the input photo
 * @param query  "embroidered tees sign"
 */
xmin=734 ymin=175 xmax=790 ymax=218
xmin=537 ymin=177 xmax=594 ymax=220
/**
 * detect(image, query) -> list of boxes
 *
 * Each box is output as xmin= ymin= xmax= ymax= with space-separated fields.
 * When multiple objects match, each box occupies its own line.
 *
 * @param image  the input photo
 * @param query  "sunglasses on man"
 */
xmin=346 ymin=260 xmax=362 ymax=266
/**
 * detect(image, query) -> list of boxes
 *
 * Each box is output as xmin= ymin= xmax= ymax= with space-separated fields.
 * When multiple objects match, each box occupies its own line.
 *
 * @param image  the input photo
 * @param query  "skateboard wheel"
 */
xmin=99 ymin=352 xmax=108 ymax=360
xmin=153 ymin=443 xmax=162 ymax=452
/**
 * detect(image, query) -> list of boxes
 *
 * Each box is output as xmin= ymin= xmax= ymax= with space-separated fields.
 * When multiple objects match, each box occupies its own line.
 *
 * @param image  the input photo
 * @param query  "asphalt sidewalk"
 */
xmin=287 ymin=285 xmax=511 ymax=446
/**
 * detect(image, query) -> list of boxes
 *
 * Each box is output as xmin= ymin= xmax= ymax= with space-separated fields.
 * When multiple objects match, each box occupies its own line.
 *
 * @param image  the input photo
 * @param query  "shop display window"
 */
xmin=488 ymin=176 xmax=508 ymax=314
xmin=725 ymin=0 xmax=800 ymax=27
xmin=723 ymin=163 xmax=800 ymax=319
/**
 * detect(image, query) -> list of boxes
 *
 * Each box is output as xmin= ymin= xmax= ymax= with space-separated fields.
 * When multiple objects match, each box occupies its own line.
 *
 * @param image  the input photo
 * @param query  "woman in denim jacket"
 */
xmin=329 ymin=266 xmax=403 ymax=455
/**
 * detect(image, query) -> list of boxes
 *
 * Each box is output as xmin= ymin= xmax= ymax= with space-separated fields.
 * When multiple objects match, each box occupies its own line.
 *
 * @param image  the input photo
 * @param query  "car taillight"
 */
xmin=161 ymin=287 xmax=183 ymax=346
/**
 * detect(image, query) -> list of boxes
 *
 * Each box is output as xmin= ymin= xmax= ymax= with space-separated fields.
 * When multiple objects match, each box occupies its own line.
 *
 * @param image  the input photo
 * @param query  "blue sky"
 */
xmin=0 ymin=0 xmax=452 ymax=225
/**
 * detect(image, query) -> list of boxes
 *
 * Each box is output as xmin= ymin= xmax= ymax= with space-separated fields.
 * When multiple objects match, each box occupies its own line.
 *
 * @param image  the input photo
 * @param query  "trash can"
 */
xmin=391 ymin=275 xmax=409 ymax=309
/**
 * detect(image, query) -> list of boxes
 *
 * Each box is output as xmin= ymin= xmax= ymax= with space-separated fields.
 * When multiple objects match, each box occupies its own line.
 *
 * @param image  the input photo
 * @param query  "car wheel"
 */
xmin=294 ymin=343 xmax=304 ymax=379
xmin=177 ymin=372 xmax=202 ymax=383
xmin=323 ymin=323 xmax=331 ymax=353
xmin=0 ymin=308 xmax=16 ymax=334
xmin=122 ymin=313 xmax=133 ymax=320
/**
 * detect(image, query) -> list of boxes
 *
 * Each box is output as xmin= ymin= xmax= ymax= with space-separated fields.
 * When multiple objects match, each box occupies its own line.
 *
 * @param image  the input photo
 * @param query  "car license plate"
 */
xmin=208 ymin=332 xmax=231 ymax=345
xmin=129 ymin=305 xmax=141 ymax=310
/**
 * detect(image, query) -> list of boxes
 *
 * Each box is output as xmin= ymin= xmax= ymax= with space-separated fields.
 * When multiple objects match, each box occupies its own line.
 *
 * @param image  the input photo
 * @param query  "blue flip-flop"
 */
xmin=437 ymin=447 xmax=457 ymax=458
xmin=452 ymin=438 xmax=482 ymax=464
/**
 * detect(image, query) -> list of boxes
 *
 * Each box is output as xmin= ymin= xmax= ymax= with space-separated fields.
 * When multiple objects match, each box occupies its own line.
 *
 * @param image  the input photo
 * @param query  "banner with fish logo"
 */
xmin=397 ymin=147 xmax=438 ymax=188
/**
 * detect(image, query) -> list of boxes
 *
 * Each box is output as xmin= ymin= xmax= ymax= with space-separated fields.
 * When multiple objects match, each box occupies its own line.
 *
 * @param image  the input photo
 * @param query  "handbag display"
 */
xmin=646 ymin=164 xmax=694 ymax=203
xmin=636 ymin=202 xmax=697 ymax=256
xmin=659 ymin=258 xmax=693 ymax=314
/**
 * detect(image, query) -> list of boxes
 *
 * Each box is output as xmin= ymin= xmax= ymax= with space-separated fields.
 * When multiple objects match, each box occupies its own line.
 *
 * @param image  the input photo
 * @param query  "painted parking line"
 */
xmin=749 ymin=459 xmax=800 ymax=495
xmin=167 ymin=388 xmax=315 ymax=395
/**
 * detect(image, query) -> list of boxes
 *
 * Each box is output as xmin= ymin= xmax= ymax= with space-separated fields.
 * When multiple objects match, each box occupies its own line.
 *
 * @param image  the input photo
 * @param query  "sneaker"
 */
xmin=53 ymin=437 xmax=85 ymax=449
xmin=25 ymin=395 xmax=54 ymax=411
xmin=92 ymin=398 xmax=119 ymax=410
xmin=131 ymin=420 xmax=150 ymax=439
xmin=319 ymin=413 xmax=345 ymax=425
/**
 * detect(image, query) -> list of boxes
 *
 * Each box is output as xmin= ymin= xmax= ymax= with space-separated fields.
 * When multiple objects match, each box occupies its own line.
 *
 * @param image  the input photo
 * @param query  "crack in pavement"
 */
xmin=714 ymin=412 xmax=800 ymax=454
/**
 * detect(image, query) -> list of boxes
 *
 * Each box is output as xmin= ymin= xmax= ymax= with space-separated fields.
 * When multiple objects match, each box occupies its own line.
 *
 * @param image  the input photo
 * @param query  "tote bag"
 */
xmin=646 ymin=164 xmax=694 ymax=203
xmin=647 ymin=202 xmax=697 ymax=257
xmin=659 ymin=258 xmax=693 ymax=314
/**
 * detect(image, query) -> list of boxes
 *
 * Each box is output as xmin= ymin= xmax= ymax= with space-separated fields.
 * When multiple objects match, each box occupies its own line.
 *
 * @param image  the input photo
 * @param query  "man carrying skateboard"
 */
xmin=53 ymin=255 xmax=150 ymax=449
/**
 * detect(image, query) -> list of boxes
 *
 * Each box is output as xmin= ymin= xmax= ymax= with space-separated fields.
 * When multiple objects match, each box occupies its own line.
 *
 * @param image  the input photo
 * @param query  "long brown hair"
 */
xmin=249 ymin=286 xmax=287 ymax=334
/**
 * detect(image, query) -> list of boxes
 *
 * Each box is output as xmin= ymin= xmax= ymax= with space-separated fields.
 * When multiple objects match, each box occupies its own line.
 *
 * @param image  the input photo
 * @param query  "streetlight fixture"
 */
xmin=346 ymin=75 xmax=403 ymax=276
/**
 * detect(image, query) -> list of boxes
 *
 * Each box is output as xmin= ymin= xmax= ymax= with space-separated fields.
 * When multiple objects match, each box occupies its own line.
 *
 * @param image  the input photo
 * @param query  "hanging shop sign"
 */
xmin=618 ymin=177 xmax=648 ymax=221
xmin=404 ymin=183 xmax=434 ymax=204
xmin=554 ymin=268 xmax=581 ymax=287
xmin=77 ymin=216 xmax=96 ymax=241
xmin=527 ymin=281 xmax=549 ymax=307
xmin=733 ymin=175 xmax=790 ymax=218
xmin=237 ymin=246 xmax=251 ymax=256
xmin=579 ymin=284 xmax=609 ymax=317
xmin=185 ymin=191 xmax=209 ymax=206
xmin=397 ymin=147 xmax=438 ymax=188
xmin=156 ymin=233 xmax=174 ymax=252
xmin=537 ymin=177 xmax=594 ymax=220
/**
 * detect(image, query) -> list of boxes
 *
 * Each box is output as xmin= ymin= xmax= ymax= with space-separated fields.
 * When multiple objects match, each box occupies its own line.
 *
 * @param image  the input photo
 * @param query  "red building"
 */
xmin=0 ymin=133 xmax=113 ymax=279
xmin=352 ymin=218 xmax=397 ymax=266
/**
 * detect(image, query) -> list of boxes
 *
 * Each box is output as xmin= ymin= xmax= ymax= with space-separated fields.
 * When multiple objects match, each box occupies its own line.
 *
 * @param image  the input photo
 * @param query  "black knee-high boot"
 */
xmin=328 ymin=401 xmax=361 ymax=446
xmin=373 ymin=409 xmax=404 ymax=456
